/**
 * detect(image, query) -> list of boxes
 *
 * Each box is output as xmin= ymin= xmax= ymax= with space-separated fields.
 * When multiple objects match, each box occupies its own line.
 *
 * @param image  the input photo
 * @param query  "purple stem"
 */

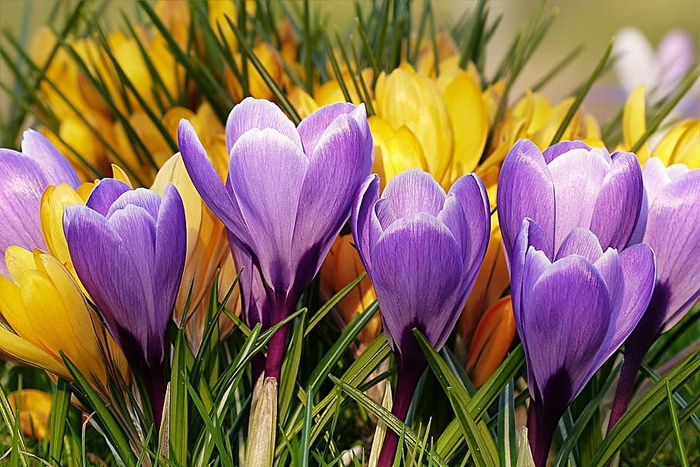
xmin=264 ymin=325 xmax=289 ymax=381
xmin=527 ymin=403 xmax=556 ymax=467
xmin=377 ymin=361 xmax=424 ymax=467
xmin=607 ymin=342 xmax=648 ymax=433
xmin=146 ymin=371 xmax=167 ymax=433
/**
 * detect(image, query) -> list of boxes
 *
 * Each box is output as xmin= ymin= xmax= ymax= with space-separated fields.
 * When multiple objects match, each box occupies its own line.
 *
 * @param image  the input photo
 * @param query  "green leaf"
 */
xmin=497 ymin=380 xmax=517 ymax=467
xmin=47 ymin=378 xmax=71 ymax=466
xmin=0 ymin=382 xmax=30 ymax=467
xmin=413 ymin=329 xmax=498 ymax=467
xmin=279 ymin=311 xmax=306 ymax=423
xmin=305 ymin=272 xmax=367 ymax=337
xmin=169 ymin=327 xmax=190 ymax=466
xmin=589 ymin=349 xmax=700 ymax=465
xmin=665 ymin=379 xmax=690 ymax=467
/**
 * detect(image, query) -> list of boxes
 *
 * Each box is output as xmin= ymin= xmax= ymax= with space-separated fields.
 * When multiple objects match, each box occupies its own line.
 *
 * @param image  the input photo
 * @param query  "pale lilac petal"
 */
xmin=297 ymin=102 xmax=356 ymax=155
xmin=592 ymin=243 xmax=655 ymax=376
xmin=178 ymin=119 xmax=243 ymax=235
xmin=351 ymin=175 xmax=380 ymax=271
xmin=292 ymin=114 xmax=367 ymax=285
xmin=374 ymin=198 xmax=397 ymax=230
xmin=555 ymin=228 xmax=604 ymax=263
xmin=541 ymin=140 xmax=591 ymax=163
xmin=497 ymin=140 xmax=555 ymax=260
xmin=229 ymin=128 xmax=308 ymax=291
xmin=64 ymin=205 xmax=150 ymax=364
xmin=86 ymin=179 xmax=131 ymax=215
xmin=656 ymin=30 xmax=696 ymax=97
xmin=155 ymin=183 xmax=186 ymax=339
xmin=613 ymin=27 xmax=656 ymax=95
xmin=383 ymin=170 xmax=446 ymax=218
xmin=511 ymin=219 xmax=552 ymax=325
xmin=593 ymin=249 xmax=624 ymax=315
xmin=225 ymin=97 xmax=302 ymax=151
xmin=644 ymin=171 xmax=700 ymax=332
xmin=20 ymin=130 xmax=80 ymax=188
xmin=547 ymin=147 xmax=610 ymax=249
xmin=370 ymin=214 xmax=463 ymax=355
xmin=524 ymin=256 xmax=610 ymax=404
xmin=589 ymin=152 xmax=643 ymax=250
xmin=106 ymin=188 xmax=161 ymax=221
xmin=0 ymin=150 xmax=48 ymax=267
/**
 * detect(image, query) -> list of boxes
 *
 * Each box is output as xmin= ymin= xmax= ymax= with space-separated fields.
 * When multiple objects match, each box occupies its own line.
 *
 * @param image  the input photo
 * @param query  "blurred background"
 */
xmin=1 ymin=0 xmax=698 ymax=124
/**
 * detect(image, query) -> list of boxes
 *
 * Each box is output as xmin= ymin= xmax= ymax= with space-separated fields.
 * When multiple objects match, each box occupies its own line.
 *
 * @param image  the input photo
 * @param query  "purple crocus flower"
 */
xmin=64 ymin=179 xmax=186 ymax=429
xmin=511 ymin=219 xmax=655 ymax=467
xmin=608 ymin=158 xmax=700 ymax=429
xmin=498 ymin=140 xmax=644 ymax=263
xmin=0 ymin=130 xmax=80 ymax=276
xmin=352 ymin=170 xmax=490 ymax=466
xmin=178 ymin=98 xmax=373 ymax=381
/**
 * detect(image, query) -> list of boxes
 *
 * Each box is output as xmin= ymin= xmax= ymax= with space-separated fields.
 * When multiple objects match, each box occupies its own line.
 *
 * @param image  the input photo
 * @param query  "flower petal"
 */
xmin=225 ymin=97 xmax=302 ymax=151
xmin=524 ymin=255 xmax=610 ymax=405
xmin=178 ymin=119 xmax=243 ymax=235
xmin=541 ymin=140 xmax=591 ymax=163
xmin=229 ymin=128 xmax=308 ymax=291
xmin=85 ymin=179 xmax=131 ymax=216
xmin=20 ymin=130 xmax=80 ymax=188
xmin=589 ymin=152 xmax=643 ymax=250
xmin=547 ymin=147 xmax=610 ymax=249
xmin=497 ymin=140 xmax=555 ymax=261
xmin=644 ymin=170 xmax=700 ymax=332
xmin=291 ymin=114 xmax=368 ymax=287
xmin=383 ymin=169 xmax=447 ymax=218
xmin=351 ymin=175 xmax=380 ymax=272
xmin=297 ymin=102 xmax=356 ymax=155
xmin=370 ymin=213 xmax=463 ymax=356
xmin=555 ymin=228 xmax=604 ymax=262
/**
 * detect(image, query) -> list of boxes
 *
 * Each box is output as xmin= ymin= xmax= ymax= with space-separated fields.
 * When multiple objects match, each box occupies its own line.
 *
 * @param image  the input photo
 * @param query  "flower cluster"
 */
xmin=1 ymin=1 xmax=699 ymax=466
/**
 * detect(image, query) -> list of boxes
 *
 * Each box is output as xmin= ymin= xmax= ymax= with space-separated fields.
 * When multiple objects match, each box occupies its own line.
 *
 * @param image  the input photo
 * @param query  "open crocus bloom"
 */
xmin=498 ymin=140 xmax=643 ymax=263
xmin=511 ymin=219 xmax=655 ymax=467
xmin=0 ymin=130 xmax=80 ymax=276
xmin=178 ymin=97 xmax=373 ymax=380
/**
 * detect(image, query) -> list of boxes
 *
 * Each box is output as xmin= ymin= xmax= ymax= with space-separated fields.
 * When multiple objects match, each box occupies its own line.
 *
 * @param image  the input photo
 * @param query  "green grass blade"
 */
xmin=665 ymin=379 xmax=690 ymax=467
xmin=497 ymin=379 xmax=517 ymax=467
xmin=47 ymin=378 xmax=71 ymax=466
xmin=279 ymin=312 xmax=306 ymax=423
xmin=0 ymin=382 xmax=30 ymax=467
xmin=305 ymin=272 xmax=366 ymax=337
xmin=169 ymin=328 xmax=190 ymax=466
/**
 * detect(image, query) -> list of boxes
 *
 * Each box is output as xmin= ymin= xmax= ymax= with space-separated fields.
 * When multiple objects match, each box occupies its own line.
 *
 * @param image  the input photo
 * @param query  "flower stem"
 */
xmin=607 ymin=341 xmax=648 ymax=433
xmin=527 ymin=403 xmax=556 ymax=467
xmin=146 ymin=371 xmax=167 ymax=433
xmin=377 ymin=360 xmax=424 ymax=467
xmin=264 ymin=324 xmax=289 ymax=381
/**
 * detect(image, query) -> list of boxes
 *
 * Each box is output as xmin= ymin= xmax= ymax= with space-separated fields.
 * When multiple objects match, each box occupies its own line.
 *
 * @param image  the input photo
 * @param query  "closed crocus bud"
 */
xmin=8 ymin=389 xmax=53 ymax=441
xmin=498 ymin=139 xmax=644 ymax=263
xmin=352 ymin=169 xmax=490 ymax=466
xmin=511 ymin=220 xmax=655 ymax=467
xmin=64 ymin=179 xmax=186 ymax=429
xmin=179 ymin=97 xmax=374 ymax=381
xmin=465 ymin=296 xmax=516 ymax=388
xmin=609 ymin=158 xmax=700 ymax=429
xmin=0 ymin=247 xmax=125 ymax=392
xmin=0 ymin=130 xmax=80 ymax=277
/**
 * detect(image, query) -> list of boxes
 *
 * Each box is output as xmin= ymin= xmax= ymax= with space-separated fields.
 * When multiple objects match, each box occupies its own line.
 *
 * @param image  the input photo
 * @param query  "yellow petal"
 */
xmin=623 ymin=84 xmax=649 ymax=162
xmin=437 ymin=67 xmax=488 ymax=184
xmin=369 ymin=116 xmax=427 ymax=188
xmin=41 ymin=183 xmax=90 ymax=269
xmin=288 ymin=86 xmax=320 ymax=120
xmin=0 ymin=327 xmax=67 ymax=378
xmin=8 ymin=389 xmax=53 ymax=441
xmin=653 ymin=120 xmax=700 ymax=169
xmin=465 ymin=296 xmax=516 ymax=388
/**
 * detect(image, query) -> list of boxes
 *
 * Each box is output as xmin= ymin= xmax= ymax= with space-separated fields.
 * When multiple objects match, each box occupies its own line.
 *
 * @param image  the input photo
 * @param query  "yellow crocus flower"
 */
xmin=0 ymin=248 xmax=123 ymax=390
xmin=8 ymin=389 xmax=53 ymax=441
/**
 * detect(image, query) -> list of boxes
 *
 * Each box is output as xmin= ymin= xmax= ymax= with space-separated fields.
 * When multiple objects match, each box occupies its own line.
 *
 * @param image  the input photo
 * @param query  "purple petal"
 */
xmin=154 ymin=184 xmax=186 ymax=341
xmin=0 ymin=150 xmax=49 ymax=272
xmin=178 ymin=119 xmax=243 ymax=235
xmin=20 ymin=130 xmax=80 ymax=188
xmin=524 ymin=255 xmax=610 ymax=403
xmin=64 ymin=205 xmax=150 ymax=365
xmin=643 ymin=170 xmax=700 ymax=332
xmin=297 ymin=102 xmax=357 ymax=155
xmin=86 ymin=179 xmax=131 ymax=216
xmin=229 ymin=128 xmax=308 ymax=292
xmin=291 ymin=114 xmax=369 ymax=286
xmin=106 ymin=188 xmax=161 ymax=221
xmin=370 ymin=213 xmax=463 ymax=355
xmin=547 ymin=146 xmax=610 ymax=250
xmin=511 ymin=219 xmax=552 ymax=323
xmin=441 ymin=173 xmax=490 ymax=293
xmin=555 ymin=228 xmax=604 ymax=263
xmin=351 ymin=175 xmax=380 ymax=271
xmin=383 ymin=170 xmax=447 ymax=218
xmin=229 ymin=235 xmax=271 ymax=328
xmin=225 ymin=97 xmax=302 ymax=152
xmin=592 ymin=243 xmax=655 ymax=376
xmin=541 ymin=140 xmax=592 ymax=163
xmin=497 ymin=140 xmax=555 ymax=261
xmin=589 ymin=152 xmax=643 ymax=250
xmin=350 ymin=104 xmax=374 ymax=173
